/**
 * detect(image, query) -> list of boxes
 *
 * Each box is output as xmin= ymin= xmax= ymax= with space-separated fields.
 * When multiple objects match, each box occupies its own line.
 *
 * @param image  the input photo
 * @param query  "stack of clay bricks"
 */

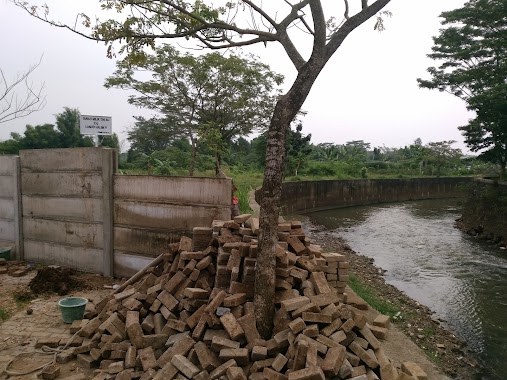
xmin=52 ymin=214 xmax=427 ymax=380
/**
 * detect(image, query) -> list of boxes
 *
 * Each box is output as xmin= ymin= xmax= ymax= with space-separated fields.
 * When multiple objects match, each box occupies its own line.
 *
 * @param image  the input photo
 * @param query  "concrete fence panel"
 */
xmin=0 ymin=156 xmax=21 ymax=258
xmin=20 ymin=148 xmax=104 ymax=172
xmin=20 ymin=148 xmax=114 ymax=274
xmin=113 ymin=175 xmax=231 ymax=277
xmin=21 ymin=196 xmax=103 ymax=222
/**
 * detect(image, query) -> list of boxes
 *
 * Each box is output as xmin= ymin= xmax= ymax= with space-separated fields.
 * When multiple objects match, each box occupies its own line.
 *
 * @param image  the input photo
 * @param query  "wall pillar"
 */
xmin=102 ymin=149 xmax=115 ymax=276
xmin=13 ymin=156 xmax=23 ymax=261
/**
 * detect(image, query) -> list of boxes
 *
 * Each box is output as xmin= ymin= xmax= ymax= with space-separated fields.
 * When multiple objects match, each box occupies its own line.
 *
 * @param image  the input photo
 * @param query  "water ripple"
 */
xmin=308 ymin=199 xmax=507 ymax=378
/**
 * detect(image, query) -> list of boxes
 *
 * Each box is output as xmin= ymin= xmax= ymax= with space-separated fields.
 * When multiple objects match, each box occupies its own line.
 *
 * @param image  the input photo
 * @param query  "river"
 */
xmin=305 ymin=199 xmax=507 ymax=380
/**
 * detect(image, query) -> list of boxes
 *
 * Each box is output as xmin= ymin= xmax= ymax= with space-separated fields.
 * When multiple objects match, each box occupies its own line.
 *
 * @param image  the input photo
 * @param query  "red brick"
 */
xmin=263 ymin=368 xmax=287 ymax=380
xmin=287 ymin=367 xmax=325 ymax=380
xmin=286 ymin=236 xmax=306 ymax=255
xmin=219 ymin=348 xmax=249 ymax=366
xmin=321 ymin=346 xmax=346 ymax=376
xmin=184 ymin=288 xmax=210 ymax=299
xmin=227 ymin=366 xmax=247 ymax=380
xmin=195 ymin=341 xmax=221 ymax=371
xmin=302 ymin=312 xmax=332 ymax=324
xmin=157 ymin=335 xmax=196 ymax=368
xmin=153 ymin=362 xmax=179 ymax=380
xmin=211 ymin=336 xmax=241 ymax=351
xmin=349 ymin=342 xmax=379 ymax=369
xmin=237 ymin=313 xmax=262 ymax=344
xmin=172 ymin=354 xmax=201 ymax=378
xmin=224 ymin=293 xmax=247 ymax=307
xmin=220 ymin=313 xmax=245 ymax=340
xmin=309 ymin=272 xmax=332 ymax=295
xmin=210 ymin=359 xmax=238 ymax=380
xmin=280 ymin=296 xmax=310 ymax=312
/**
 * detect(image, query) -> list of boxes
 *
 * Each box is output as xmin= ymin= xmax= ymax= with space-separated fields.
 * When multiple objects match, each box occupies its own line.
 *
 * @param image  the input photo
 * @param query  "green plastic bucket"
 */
xmin=0 ymin=247 xmax=11 ymax=260
xmin=57 ymin=297 xmax=88 ymax=324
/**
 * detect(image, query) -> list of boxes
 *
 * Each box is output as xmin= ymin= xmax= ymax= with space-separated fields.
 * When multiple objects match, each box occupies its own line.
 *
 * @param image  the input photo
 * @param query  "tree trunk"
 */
xmin=255 ymin=59 xmax=325 ymax=338
xmin=252 ymin=0 xmax=391 ymax=338
xmin=189 ymin=138 xmax=197 ymax=177
xmin=215 ymin=152 xmax=222 ymax=175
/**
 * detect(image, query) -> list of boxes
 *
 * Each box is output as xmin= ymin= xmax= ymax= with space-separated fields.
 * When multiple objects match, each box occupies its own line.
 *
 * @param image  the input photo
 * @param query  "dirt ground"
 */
xmin=0 ymin=266 xmax=117 ymax=379
xmin=302 ymin=218 xmax=483 ymax=380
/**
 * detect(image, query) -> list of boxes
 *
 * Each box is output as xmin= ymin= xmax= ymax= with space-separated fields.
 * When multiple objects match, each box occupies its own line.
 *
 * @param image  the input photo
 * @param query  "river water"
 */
xmin=305 ymin=199 xmax=507 ymax=380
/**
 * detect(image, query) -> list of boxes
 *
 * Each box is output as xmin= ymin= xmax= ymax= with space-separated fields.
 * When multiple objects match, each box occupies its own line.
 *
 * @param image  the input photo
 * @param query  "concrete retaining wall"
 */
xmin=113 ymin=175 xmax=231 ymax=277
xmin=255 ymin=177 xmax=472 ymax=215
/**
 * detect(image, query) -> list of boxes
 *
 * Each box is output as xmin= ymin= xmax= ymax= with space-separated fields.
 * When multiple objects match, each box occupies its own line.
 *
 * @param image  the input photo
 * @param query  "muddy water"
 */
xmin=305 ymin=199 xmax=507 ymax=380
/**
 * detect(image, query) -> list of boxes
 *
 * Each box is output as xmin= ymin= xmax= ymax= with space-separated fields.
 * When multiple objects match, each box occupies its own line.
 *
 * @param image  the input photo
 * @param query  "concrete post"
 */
xmin=13 ymin=156 xmax=23 ymax=261
xmin=102 ymin=149 xmax=115 ymax=276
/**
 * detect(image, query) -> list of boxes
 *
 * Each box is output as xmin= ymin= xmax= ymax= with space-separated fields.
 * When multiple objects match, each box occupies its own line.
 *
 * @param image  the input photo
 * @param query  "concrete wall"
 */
xmin=20 ymin=148 xmax=115 ymax=274
xmin=255 ymin=177 xmax=472 ymax=215
xmin=0 ymin=156 xmax=21 ymax=259
xmin=113 ymin=175 xmax=231 ymax=278
xmin=2 ymin=147 xmax=230 ymax=276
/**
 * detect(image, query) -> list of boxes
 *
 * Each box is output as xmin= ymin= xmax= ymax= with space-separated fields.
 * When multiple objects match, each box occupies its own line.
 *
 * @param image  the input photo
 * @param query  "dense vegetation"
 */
xmin=418 ymin=0 xmax=507 ymax=178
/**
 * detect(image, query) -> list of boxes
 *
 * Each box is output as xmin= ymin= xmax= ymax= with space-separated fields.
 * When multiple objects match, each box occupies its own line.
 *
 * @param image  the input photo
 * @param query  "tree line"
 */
xmin=0 ymin=107 xmax=119 ymax=153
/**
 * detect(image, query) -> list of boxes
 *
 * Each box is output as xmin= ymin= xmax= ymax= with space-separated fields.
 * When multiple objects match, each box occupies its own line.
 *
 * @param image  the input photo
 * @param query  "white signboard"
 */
xmin=80 ymin=115 xmax=112 ymax=135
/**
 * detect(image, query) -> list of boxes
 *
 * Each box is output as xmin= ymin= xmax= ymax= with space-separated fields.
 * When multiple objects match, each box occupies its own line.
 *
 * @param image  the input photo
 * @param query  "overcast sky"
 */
xmin=0 ymin=0 xmax=471 ymax=152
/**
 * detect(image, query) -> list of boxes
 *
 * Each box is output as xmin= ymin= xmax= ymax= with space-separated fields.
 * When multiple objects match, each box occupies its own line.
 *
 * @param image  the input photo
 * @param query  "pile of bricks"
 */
xmin=53 ymin=214 xmax=426 ymax=380
xmin=0 ymin=257 xmax=31 ymax=276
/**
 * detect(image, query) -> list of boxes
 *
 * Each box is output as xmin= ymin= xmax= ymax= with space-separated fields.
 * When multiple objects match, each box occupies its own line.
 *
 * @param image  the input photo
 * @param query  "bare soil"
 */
xmin=303 ymin=218 xmax=483 ymax=380
xmin=0 ymin=264 xmax=116 ymax=320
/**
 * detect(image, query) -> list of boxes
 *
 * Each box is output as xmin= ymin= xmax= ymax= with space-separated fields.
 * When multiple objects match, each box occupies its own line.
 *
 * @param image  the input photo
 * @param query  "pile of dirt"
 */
xmin=29 ymin=266 xmax=86 ymax=295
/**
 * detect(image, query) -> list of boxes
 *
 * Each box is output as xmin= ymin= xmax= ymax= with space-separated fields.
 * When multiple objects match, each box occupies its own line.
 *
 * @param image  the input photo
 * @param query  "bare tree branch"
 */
xmin=0 ymin=57 xmax=46 ymax=124
xmin=325 ymin=0 xmax=391 ymax=61
xmin=241 ymin=0 xmax=277 ymax=29
xmin=309 ymin=0 xmax=326 ymax=54
xmin=343 ymin=0 xmax=350 ymax=20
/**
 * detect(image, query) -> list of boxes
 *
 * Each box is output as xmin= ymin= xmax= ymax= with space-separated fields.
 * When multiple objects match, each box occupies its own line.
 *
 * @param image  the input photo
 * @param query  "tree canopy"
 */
xmin=418 ymin=0 xmax=507 ymax=178
xmin=105 ymin=45 xmax=283 ymax=175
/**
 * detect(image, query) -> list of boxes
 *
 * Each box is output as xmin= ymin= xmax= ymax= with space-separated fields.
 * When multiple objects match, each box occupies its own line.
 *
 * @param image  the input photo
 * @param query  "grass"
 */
xmin=347 ymin=273 xmax=400 ymax=317
xmin=227 ymin=170 xmax=264 ymax=214
xmin=0 ymin=308 xmax=8 ymax=321
xmin=422 ymin=324 xmax=436 ymax=338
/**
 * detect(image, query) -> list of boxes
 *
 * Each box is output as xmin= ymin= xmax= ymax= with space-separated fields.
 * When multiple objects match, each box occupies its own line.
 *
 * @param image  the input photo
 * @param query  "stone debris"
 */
xmin=37 ymin=215 xmax=427 ymax=380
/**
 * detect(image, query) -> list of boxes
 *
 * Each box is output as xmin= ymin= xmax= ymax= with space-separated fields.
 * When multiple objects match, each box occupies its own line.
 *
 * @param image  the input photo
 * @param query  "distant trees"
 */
xmin=418 ymin=0 xmax=507 ymax=178
xmin=0 ymin=107 xmax=119 ymax=154
xmin=0 ymin=58 xmax=46 ymax=124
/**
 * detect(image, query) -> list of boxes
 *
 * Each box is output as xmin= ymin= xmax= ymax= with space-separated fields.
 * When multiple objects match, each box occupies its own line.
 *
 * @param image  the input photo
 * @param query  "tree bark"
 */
xmin=255 ymin=59 xmax=325 ymax=338
xmin=189 ymin=137 xmax=197 ymax=177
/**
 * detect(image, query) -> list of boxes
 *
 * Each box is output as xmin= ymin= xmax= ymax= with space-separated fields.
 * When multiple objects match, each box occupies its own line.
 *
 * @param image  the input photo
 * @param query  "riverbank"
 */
xmin=301 ymin=217 xmax=482 ymax=380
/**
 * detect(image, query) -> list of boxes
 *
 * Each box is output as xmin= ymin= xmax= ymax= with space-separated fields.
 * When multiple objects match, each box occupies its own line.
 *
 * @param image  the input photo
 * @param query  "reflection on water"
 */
xmin=306 ymin=199 xmax=507 ymax=380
